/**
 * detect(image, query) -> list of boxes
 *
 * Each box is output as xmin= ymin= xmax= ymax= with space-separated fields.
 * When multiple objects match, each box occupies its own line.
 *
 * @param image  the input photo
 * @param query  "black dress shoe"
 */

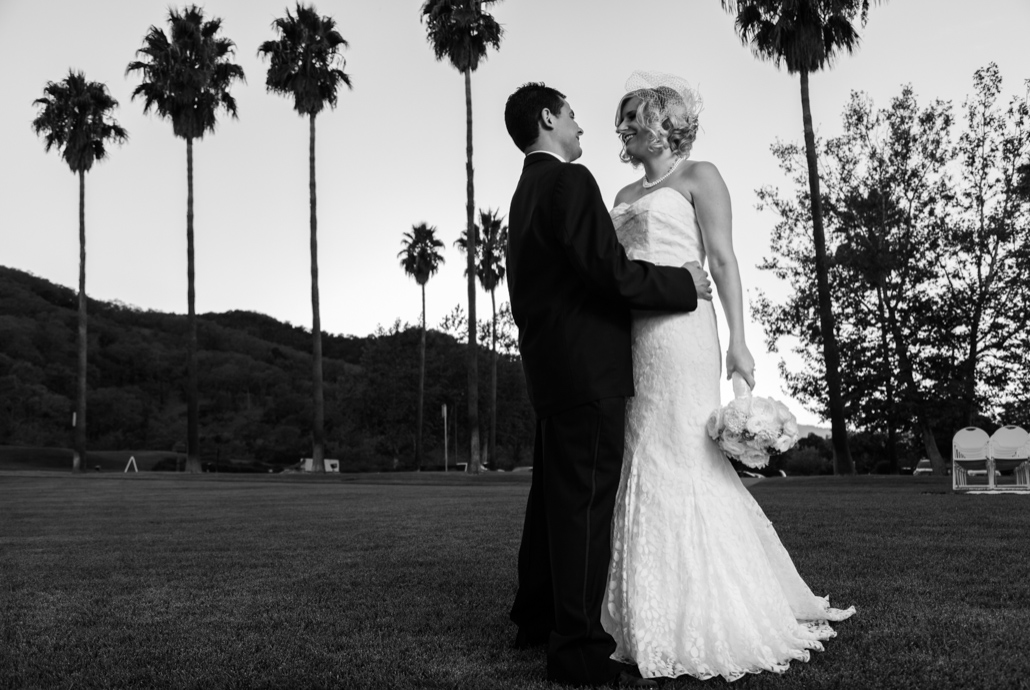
xmin=512 ymin=627 xmax=549 ymax=649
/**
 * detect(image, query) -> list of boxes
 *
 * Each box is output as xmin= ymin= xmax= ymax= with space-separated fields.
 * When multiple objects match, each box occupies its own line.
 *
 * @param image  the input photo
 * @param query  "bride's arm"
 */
xmin=680 ymin=162 xmax=756 ymax=387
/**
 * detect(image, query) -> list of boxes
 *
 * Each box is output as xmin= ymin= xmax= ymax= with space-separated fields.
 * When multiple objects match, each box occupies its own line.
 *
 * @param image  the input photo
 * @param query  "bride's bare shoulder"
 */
xmin=613 ymin=179 xmax=643 ymax=208
xmin=676 ymin=160 xmax=728 ymax=200
xmin=680 ymin=160 xmax=721 ymax=182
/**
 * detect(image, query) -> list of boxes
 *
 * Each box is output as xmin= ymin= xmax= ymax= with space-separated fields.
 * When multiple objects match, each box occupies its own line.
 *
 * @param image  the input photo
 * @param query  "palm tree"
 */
xmin=721 ymin=0 xmax=883 ymax=475
xmin=32 ymin=71 xmax=127 ymax=473
xmin=421 ymin=0 xmax=503 ymax=473
xmin=399 ymin=223 xmax=446 ymax=470
xmin=127 ymin=5 xmax=245 ymax=474
xmin=259 ymin=2 xmax=351 ymax=473
xmin=456 ymin=209 xmax=507 ymax=467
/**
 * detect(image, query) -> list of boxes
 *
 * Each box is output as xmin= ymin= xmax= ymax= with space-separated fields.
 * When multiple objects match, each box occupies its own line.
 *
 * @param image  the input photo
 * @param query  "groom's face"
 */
xmin=551 ymin=100 xmax=583 ymax=162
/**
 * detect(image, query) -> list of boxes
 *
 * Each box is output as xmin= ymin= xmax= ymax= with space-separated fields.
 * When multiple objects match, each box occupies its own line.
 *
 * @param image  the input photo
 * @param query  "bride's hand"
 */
xmin=726 ymin=343 xmax=756 ymax=389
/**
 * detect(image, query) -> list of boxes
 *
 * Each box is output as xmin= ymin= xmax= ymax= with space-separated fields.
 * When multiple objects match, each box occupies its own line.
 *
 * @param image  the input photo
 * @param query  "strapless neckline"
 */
xmin=612 ymin=186 xmax=692 ymax=214
xmin=611 ymin=183 xmax=705 ymax=268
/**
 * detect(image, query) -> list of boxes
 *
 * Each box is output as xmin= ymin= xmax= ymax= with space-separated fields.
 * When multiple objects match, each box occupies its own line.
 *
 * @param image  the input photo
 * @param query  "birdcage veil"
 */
xmin=616 ymin=70 xmax=703 ymax=163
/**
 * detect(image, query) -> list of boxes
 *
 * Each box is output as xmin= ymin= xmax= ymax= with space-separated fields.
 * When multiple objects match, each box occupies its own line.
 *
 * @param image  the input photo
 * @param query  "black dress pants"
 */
xmin=510 ymin=397 xmax=626 ymax=686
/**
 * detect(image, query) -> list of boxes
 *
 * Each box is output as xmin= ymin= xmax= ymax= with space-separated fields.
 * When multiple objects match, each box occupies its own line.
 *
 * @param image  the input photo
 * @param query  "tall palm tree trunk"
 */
xmin=310 ymin=112 xmax=326 ymax=472
xmin=186 ymin=136 xmax=201 ymax=474
xmin=464 ymin=67 xmax=481 ymax=473
xmin=489 ymin=287 xmax=497 ymax=468
xmin=73 ymin=169 xmax=87 ymax=473
xmin=417 ymin=282 xmax=426 ymax=470
xmin=799 ymin=69 xmax=854 ymax=475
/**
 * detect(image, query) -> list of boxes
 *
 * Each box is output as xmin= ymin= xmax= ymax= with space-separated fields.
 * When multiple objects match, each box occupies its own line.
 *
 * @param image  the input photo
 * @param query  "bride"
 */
xmin=601 ymin=71 xmax=855 ymax=682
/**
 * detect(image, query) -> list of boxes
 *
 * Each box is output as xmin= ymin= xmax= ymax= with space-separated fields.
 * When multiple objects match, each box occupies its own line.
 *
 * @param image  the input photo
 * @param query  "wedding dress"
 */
xmin=602 ymin=187 xmax=855 ymax=682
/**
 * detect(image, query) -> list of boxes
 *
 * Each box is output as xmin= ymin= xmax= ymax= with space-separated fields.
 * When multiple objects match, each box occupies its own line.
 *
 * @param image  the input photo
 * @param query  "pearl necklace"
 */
xmin=642 ymin=156 xmax=685 ymax=189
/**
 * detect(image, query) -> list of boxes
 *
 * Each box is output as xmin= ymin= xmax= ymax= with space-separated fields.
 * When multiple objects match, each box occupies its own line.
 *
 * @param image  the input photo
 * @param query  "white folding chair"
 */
xmin=953 ymin=427 xmax=991 ymax=491
xmin=989 ymin=425 xmax=1030 ymax=491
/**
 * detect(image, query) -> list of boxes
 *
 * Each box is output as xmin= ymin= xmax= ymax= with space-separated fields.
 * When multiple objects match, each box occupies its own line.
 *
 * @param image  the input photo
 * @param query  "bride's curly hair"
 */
xmin=617 ymin=84 xmax=701 ymax=166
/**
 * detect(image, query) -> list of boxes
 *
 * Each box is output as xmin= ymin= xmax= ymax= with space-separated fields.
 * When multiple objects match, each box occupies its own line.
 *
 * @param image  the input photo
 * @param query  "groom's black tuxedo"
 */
xmin=507 ymin=152 xmax=698 ymax=686
xmin=507 ymin=153 xmax=698 ymax=416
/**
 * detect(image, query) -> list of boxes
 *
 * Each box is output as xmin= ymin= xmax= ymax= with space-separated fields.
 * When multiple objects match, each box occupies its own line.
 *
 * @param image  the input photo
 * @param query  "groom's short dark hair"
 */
xmin=505 ymin=82 xmax=566 ymax=152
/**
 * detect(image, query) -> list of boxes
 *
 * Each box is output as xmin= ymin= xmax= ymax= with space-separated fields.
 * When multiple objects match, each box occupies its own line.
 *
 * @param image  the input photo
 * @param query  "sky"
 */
xmin=1 ymin=0 xmax=1028 ymax=426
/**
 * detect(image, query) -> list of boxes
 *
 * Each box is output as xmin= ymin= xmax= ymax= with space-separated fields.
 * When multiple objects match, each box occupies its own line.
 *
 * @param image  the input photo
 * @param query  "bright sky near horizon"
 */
xmin=1 ymin=0 xmax=1027 ymax=426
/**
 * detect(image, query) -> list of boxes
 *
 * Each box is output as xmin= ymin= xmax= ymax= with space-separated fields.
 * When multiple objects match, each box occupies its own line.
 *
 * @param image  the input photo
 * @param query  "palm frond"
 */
xmin=421 ymin=0 xmax=504 ymax=74
xmin=126 ymin=5 xmax=244 ymax=140
xmin=723 ymin=0 xmax=876 ymax=75
xmin=258 ymin=2 xmax=353 ymax=117
xmin=32 ymin=69 xmax=127 ymax=173
xmin=455 ymin=208 xmax=507 ymax=289
xmin=400 ymin=223 xmax=447 ymax=286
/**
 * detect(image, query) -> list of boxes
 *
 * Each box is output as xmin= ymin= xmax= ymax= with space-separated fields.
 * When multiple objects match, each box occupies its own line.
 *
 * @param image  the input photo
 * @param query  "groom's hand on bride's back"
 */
xmin=683 ymin=261 xmax=713 ymax=301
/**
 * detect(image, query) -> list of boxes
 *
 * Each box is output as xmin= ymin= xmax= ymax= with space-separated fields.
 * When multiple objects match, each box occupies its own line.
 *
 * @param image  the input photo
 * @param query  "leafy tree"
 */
xmin=721 ymin=0 xmax=884 ymax=475
xmin=259 ymin=2 xmax=352 ymax=472
xmin=32 ymin=70 xmax=127 ymax=472
xmin=756 ymin=86 xmax=956 ymax=474
xmin=421 ymin=0 xmax=503 ymax=473
xmin=457 ymin=209 xmax=507 ymax=465
xmin=938 ymin=63 xmax=1030 ymax=428
xmin=126 ymin=5 xmax=245 ymax=473
xmin=439 ymin=303 xmax=470 ymax=343
xmin=491 ymin=302 xmax=519 ymax=357
xmin=756 ymin=69 xmax=1030 ymax=474
xmin=399 ymin=223 xmax=446 ymax=469
xmin=836 ymin=88 xmax=956 ymax=474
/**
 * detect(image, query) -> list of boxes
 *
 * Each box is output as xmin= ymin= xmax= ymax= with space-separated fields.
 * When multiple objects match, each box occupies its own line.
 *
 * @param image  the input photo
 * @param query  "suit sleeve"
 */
xmin=553 ymin=164 xmax=698 ymax=312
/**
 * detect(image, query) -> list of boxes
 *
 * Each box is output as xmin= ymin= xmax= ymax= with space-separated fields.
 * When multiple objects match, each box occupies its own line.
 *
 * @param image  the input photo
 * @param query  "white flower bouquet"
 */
xmin=706 ymin=374 xmax=800 ymax=469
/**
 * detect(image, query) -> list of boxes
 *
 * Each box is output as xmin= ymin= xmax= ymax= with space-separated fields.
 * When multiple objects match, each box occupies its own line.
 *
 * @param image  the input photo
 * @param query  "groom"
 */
xmin=504 ymin=82 xmax=711 ymax=687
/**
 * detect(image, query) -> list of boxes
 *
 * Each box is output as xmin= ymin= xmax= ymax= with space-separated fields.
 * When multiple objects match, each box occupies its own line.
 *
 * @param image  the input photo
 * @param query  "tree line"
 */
xmin=754 ymin=63 xmax=1030 ymax=474
xmin=0 ymin=265 xmax=534 ymax=470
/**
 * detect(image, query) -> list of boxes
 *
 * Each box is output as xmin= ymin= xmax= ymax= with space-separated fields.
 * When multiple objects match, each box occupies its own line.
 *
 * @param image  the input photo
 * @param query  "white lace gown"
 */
xmin=602 ymin=187 xmax=855 ymax=682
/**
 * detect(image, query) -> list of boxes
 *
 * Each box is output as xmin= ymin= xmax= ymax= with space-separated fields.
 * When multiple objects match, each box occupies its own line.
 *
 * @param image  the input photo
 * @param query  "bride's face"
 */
xmin=616 ymin=97 xmax=648 ymax=161
xmin=616 ymin=96 xmax=664 ymax=162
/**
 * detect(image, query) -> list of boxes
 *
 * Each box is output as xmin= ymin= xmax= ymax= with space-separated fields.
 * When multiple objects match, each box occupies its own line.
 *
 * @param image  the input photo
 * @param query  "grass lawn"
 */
xmin=1 ymin=472 xmax=1028 ymax=689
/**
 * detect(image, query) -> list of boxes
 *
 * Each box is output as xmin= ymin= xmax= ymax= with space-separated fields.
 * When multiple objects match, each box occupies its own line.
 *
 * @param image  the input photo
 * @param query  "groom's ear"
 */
xmin=539 ymin=107 xmax=556 ymax=131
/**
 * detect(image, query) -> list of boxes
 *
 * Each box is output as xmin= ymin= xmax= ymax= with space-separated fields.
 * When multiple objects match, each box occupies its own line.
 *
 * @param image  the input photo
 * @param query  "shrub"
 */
xmin=783 ymin=447 xmax=833 ymax=476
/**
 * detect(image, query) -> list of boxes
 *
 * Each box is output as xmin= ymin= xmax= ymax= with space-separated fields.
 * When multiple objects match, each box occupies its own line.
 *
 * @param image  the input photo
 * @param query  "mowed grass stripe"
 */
xmin=1 ymin=475 xmax=1028 ymax=689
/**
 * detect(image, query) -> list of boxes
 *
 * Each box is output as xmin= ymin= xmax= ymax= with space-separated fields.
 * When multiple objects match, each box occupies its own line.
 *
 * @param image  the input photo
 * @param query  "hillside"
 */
xmin=0 ymin=266 xmax=535 ymax=470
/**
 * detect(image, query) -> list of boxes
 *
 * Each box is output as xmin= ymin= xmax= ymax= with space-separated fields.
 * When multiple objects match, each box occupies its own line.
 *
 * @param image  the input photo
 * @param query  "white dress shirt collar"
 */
xmin=526 ymin=149 xmax=567 ymax=163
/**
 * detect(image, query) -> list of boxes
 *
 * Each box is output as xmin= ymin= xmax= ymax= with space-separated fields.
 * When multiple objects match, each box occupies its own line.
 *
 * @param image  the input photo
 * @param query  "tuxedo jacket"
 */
xmin=506 ymin=153 xmax=699 ymax=418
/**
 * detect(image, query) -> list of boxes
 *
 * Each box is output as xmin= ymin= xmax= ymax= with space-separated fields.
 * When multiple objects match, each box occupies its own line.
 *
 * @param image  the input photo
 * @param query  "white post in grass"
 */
xmin=442 ymin=404 xmax=448 ymax=472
